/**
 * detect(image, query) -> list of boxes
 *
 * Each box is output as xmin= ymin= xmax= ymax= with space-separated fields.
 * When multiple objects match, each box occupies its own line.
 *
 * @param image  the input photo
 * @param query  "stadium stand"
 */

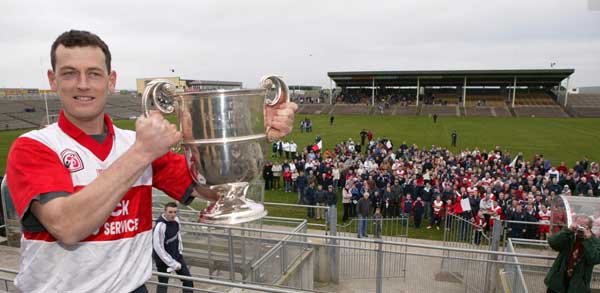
xmin=330 ymin=104 xmax=371 ymax=115
xmin=565 ymin=94 xmax=600 ymax=118
xmin=464 ymin=106 xmax=493 ymax=117
xmin=0 ymin=93 xmax=141 ymax=130
xmin=513 ymin=106 xmax=569 ymax=118
xmin=514 ymin=92 xmax=557 ymax=106
xmin=421 ymin=105 xmax=459 ymax=117
xmin=299 ymin=104 xmax=334 ymax=115
xmin=393 ymin=105 xmax=418 ymax=116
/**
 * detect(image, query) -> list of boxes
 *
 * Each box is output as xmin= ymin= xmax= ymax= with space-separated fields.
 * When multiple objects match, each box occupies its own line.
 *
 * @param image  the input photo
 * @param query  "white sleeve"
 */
xmin=153 ymin=222 xmax=179 ymax=268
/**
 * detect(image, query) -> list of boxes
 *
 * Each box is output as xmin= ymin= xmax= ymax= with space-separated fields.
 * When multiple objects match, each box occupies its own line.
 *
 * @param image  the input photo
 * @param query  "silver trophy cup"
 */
xmin=142 ymin=75 xmax=289 ymax=225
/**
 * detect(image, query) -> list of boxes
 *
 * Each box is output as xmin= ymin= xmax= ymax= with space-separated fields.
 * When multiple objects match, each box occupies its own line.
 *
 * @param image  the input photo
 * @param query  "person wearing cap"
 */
xmin=545 ymin=215 xmax=600 ymax=292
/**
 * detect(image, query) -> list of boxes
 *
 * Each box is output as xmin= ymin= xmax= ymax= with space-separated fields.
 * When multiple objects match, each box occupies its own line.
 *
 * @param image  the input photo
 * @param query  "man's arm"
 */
xmin=582 ymin=237 xmax=600 ymax=265
xmin=547 ymin=229 xmax=573 ymax=252
xmin=152 ymin=222 xmax=181 ymax=270
xmin=28 ymin=112 xmax=181 ymax=245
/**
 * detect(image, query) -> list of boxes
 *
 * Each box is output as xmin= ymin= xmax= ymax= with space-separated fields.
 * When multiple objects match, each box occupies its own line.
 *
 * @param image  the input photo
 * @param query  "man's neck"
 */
xmin=65 ymin=113 xmax=106 ymax=135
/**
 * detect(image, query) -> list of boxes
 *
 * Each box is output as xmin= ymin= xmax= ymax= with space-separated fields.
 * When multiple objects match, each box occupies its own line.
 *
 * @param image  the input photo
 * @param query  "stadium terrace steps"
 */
xmin=18 ymin=99 xmax=62 ymax=112
xmin=568 ymin=94 xmax=600 ymax=107
xmin=0 ymin=119 xmax=38 ymax=130
xmin=0 ymin=101 xmax=32 ymax=113
xmin=7 ymin=112 xmax=47 ymax=127
xmin=297 ymin=104 xmax=334 ymax=115
xmin=513 ymin=106 xmax=569 ymax=118
xmin=570 ymin=107 xmax=600 ymax=118
xmin=330 ymin=104 xmax=371 ymax=115
xmin=394 ymin=105 xmax=418 ymax=115
xmin=513 ymin=93 xmax=558 ymax=106
xmin=464 ymin=106 xmax=493 ymax=117
xmin=493 ymin=107 xmax=512 ymax=117
xmin=420 ymin=105 xmax=459 ymax=117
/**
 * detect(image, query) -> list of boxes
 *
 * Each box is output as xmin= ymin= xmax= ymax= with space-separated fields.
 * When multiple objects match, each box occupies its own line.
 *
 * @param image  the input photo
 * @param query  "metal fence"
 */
xmin=337 ymin=216 xmax=409 ymax=238
xmin=6 ymin=198 xmax=592 ymax=293
xmin=441 ymin=213 xmax=500 ymax=293
xmin=0 ymin=224 xmax=567 ymax=293
xmin=502 ymin=239 xmax=529 ymax=293
xmin=250 ymin=219 xmax=309 ymax=285
xmin=336 ymin=217 xmax=409 ymax=280
xmin=0 ymin=267 xmax=311 ymax=293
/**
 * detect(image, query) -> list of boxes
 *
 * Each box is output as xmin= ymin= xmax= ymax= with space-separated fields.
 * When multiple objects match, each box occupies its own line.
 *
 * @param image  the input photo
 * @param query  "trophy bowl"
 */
xmin=142 ymin=75 xmax=289 ymax=225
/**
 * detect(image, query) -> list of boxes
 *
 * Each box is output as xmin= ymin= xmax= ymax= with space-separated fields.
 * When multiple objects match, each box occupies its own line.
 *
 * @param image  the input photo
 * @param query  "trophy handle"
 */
xmin=261 ymin=75 xmax=290 ymax=141
xmin=261 ymin=75 xmax=290 ymax=106
xmin=141 ymin=79 xmax=177 ymax=117
xmin=141 ymin=79 xmax=182 ymax=152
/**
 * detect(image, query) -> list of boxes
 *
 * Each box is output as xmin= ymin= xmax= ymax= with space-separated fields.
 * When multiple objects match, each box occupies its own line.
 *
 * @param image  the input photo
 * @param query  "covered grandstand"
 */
xmin=299 ymin=69 xmax=600 ymax=118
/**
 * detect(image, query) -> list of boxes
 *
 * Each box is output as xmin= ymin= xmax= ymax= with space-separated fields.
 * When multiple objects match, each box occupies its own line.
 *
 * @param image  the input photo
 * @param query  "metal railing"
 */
xmin=250 ymin=220 xmax=309 ymax=284
xmin=503 ymin=239 xmax=529 ymax=293
xmin=441 ymin=213 xmax=497 ymax=293
xmin=264 ymin=202 xmax=331 ymax=231
xmin=0 ymin=267 xmax=311 ymax=293
xmin=174 ymin=219 xmax=559 ymax=293
xmin=1 ymin=222 xmax=571 ymax=293
xmin=502 ymin=219 xmax=566 ymax=244
xmin=337 ymin=216 xmax=409 ymax=238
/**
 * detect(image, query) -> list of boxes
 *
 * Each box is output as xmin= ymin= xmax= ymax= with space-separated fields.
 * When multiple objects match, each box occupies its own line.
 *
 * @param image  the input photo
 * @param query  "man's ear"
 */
xmin=108 ymin=70 xmax=117 ymax=93
xmin=48 ymin=70 xmax=57 ymax=91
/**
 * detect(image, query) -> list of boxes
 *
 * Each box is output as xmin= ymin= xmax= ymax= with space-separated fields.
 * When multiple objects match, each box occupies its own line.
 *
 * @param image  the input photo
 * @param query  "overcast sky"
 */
xmin=1 ymin=0 xmax=599 ymax=90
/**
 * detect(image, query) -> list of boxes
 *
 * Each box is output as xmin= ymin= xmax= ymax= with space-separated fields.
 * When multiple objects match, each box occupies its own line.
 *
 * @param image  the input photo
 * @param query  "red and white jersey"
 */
xmin=538 ymin=209 xmax=551 ymax=224
xmin=6 ymin=112 xmax=192 ymax=293
xmin=489 ymin=204 xmax=502 ymax=219
xmin=467 ymin=186 xmax=478 ymax=196
xmin=433 ymin=200 xmax=444 ymax=215
xmin=481 ymin=177 xmax=493 ymax=187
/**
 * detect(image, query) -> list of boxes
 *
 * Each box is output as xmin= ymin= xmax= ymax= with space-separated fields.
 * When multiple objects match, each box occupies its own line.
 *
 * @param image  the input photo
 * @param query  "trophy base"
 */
xmin=198 ymin=183 xmax=268 ymax=225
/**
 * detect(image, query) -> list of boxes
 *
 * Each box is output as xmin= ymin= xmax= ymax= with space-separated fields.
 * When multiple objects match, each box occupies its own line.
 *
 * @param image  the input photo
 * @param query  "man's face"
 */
xmin=575 ymin=216 xmax=590 ymax=231
xmin=48 ymin=45 xmax=116 ymax=128
xmin=164 ymin=207 xmax=178 ymax=221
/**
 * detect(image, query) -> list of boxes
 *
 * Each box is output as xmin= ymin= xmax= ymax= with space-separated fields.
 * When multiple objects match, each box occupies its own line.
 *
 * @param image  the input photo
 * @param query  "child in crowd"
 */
xmin=374 ymin=207 xmax=382 ymax=238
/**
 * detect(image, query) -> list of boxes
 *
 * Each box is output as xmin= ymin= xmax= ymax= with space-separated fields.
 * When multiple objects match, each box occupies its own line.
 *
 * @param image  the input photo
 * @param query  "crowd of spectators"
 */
xmin=299 ymin=117 xmax=313 ymax=133
xmin=335 ymin=88 xmax=454 ymax=106
xmin=263 ymin=132 xmax=600 ymax=240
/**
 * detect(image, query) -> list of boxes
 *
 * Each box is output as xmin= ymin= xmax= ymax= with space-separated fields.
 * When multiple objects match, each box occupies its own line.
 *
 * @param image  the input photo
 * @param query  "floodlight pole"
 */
xmin=416 ymin=77 xmax=420 ymax=107
xmin=564 ymin=76 xmax=570 ymax=107
xmin=371 ymin=77 xmax=375 ymax=106
xmin=462 ymin=76 xmax=467 ymax=108
xmin=44 ymin=92 xmax=49 ymax=126
xmin=329 ymin=78 xmax=333 ymax=105
xmin=511 ymin=76 xmax=517 ymax=108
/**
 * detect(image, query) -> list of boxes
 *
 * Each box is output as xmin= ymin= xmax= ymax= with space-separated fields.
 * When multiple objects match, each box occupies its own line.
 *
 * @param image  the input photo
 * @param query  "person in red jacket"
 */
xmin=538 ymin=204 xmax=551 ymax=240
xmin=474 ymin=210 xmax=487 ymax=245
xmin=428 ymin=195 xmax=444 ymax=230
xmin=282 ymin=168 xmax=292 ymax=193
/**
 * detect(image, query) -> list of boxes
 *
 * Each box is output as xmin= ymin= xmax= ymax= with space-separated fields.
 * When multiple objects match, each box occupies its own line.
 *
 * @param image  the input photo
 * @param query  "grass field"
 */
xmin=1 ymin=114 xmax=598 ymax=240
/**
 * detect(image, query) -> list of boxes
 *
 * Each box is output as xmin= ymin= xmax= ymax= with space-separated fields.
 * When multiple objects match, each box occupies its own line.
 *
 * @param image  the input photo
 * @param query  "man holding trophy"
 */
xmin=6 ymin=30 xmax=297 ymax=292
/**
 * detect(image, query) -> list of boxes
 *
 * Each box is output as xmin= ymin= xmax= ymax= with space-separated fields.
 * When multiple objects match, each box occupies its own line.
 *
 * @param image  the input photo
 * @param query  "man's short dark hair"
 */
xmin=164 ymin=202 xmax=178 ymax=210
xmin=51 ymin=30 xmax=112 ymax=72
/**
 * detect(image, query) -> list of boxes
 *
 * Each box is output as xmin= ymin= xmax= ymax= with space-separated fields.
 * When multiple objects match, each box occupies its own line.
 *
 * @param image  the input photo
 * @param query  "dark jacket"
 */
xmin=303 ymin=187 xmax=316 ymax=204
xmin=545 ymin=229 xmax=600 ymax=293
xmin=326 ymin=191 xmax=337 ymax=206
xmin=296 ymin=175 xmax=308 ymax=190
xmin=315 ymin=189 xmax=327 ymax=204
xmin=356 ymin=197 xmax=371 ymax=217
xmin=508 ymin=211 xmax=528 ymax=231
